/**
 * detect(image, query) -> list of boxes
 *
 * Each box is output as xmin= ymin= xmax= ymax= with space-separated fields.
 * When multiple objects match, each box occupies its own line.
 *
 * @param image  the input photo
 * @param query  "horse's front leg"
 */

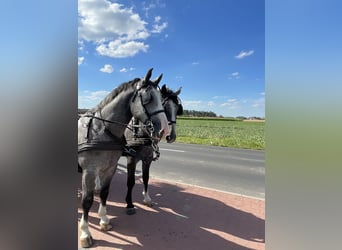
xmin=125 ymin=156 xmax=137 ymax=215
xmin=142 ymin=159 xmax=153 ymax=206
xmin=80 ymin=170 xmax=95 ymax=248
xmin=97 ymin=166 xmax=117 ymax=231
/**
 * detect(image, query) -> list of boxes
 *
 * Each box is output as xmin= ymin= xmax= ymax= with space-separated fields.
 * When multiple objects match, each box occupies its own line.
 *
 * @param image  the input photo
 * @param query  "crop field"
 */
xmin=175 ymin=117 xmax=265 ymax=150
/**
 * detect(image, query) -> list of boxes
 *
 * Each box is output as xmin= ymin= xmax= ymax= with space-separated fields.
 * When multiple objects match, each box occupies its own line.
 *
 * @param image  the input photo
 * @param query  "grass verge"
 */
xmin=175 ymin=117 xmax=265 ymax=150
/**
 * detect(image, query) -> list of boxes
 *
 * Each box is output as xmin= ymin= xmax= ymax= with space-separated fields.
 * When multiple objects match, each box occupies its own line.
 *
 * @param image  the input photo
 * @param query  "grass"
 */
xmin=175 ymin=117 xmax=265 ymax=150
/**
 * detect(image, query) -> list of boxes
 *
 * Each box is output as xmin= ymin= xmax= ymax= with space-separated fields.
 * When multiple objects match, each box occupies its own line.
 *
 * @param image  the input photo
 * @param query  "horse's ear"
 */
xmin=153 ymin=73 xmax=163 ymax=86
xmin=144 ymin=68 xmax=153 ymax=83
xmin=161 ymin=84 xmax=167 ymax=93
xmin=175 ymin=86 xmax=182 ymax=95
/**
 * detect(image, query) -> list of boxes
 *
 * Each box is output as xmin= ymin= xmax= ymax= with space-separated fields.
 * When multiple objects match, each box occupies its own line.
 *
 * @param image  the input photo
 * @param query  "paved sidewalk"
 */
xmin=78 ymin=169 xmax=265 ymax=250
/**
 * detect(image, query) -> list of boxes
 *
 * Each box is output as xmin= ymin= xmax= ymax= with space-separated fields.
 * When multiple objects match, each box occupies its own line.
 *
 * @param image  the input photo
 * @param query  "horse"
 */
xmin=78 ymin=68 xmax=170 ymax=248
xmin=123 ymin=84 xmax=183 ymax=215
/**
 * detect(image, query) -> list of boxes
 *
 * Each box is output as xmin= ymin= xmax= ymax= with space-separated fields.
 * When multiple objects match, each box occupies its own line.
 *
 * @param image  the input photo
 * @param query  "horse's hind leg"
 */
xmin=80 ymin=170 xmax=96 ymax=248
xmin=142 ymin=160 xmax=153 ymax=206
xmin=125 ymin=156 xmax=137 ymax=215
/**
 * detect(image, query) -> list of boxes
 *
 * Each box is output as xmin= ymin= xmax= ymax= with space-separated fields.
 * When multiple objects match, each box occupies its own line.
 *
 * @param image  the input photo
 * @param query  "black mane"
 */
xmin=161 ymin=86 xmax=181 ymax=105
xmin=90 ymin=78 xmax=141 ymax=112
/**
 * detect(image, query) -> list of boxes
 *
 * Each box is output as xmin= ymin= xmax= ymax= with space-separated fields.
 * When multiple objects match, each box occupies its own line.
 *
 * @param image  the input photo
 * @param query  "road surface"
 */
xmin=118 ymin=142 xmax=265 ymax=200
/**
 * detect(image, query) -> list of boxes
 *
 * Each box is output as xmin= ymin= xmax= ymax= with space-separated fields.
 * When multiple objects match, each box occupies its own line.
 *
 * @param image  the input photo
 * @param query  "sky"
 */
xmin=78 ymin=0 xmax=265 ymax=118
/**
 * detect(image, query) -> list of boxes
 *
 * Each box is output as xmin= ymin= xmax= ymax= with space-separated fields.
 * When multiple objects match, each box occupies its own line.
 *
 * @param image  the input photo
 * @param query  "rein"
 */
xmin=82 ymin=114 xmax=152 ymax=132
xmin=83 ymin=114 xmax=133 ymax=130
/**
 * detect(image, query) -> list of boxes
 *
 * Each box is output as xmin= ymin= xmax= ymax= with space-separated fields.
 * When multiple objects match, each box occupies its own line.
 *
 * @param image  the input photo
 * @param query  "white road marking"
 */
xmin=159 ymin=148 xmax=185 ymax=153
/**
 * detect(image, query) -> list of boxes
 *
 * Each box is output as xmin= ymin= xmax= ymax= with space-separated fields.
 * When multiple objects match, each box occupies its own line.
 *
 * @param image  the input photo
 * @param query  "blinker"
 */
xmin=140 ymin=91 xmax=152 ymax=105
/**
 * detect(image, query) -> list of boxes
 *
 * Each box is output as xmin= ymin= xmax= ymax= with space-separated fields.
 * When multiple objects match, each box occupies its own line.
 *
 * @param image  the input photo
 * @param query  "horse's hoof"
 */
xmin=80 ymin=236 xmax=93 ymax=248
xmin=143 ymin=200 xmax=153 ymax=207
xmin=100 ymin=222 xmax=112 ymax=231
xmin=126 ymin=207 xmax=136 ymax=215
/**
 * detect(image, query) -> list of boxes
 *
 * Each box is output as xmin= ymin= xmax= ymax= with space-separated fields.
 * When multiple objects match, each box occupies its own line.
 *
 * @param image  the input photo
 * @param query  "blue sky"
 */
xmin=78 ymin=0 xmax=265 ymax=118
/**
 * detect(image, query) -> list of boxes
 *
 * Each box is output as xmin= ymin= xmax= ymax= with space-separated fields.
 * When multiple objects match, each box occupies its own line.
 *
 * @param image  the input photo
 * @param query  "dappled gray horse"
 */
xmin=124 ymin=84 xmax=183 ymax=214
xmin=78 ymin=68 xmax=170 ymax=248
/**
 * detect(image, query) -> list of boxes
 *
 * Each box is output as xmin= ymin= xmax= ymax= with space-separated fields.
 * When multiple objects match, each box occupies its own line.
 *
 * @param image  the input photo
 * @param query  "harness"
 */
xmin=124 ymin=117 xmax=161 ymax=161
xmin=78 ymin=85 xmax=163 ymax=158
xmin=124 ymin=93 xmax=182 ymax=161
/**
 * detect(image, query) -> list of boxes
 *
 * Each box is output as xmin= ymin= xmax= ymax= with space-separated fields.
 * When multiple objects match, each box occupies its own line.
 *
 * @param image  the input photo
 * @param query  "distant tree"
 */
xmin=236 ymin=116 xmax=247 ymax=120
xmin=181 ymin=109 xmax=217 ymax=117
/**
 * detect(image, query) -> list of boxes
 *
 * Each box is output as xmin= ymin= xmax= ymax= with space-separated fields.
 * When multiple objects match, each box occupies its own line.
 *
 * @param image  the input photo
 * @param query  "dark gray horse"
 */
xmin=123 ymin=84 xmax=183 ymax=214
xmin=78 ymin=68 xmax=170 ymax=248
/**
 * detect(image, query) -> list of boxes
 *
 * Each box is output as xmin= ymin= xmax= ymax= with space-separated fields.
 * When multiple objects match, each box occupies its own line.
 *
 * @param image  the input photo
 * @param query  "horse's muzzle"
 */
xmin=156 ymin=112 xmax=170 ymax=139
xmin=166 ymin=134 xmax=176 ymax=143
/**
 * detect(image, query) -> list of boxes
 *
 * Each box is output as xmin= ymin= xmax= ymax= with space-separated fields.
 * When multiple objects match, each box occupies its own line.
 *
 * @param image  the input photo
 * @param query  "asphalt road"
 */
xmin=118 ymin=142 xmax=265 ymax=200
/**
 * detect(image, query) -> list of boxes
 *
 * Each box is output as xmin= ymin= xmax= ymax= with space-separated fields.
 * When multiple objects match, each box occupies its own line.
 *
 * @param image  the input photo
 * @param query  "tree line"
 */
xmin=181 ymin=109 xmax=217 ymax=117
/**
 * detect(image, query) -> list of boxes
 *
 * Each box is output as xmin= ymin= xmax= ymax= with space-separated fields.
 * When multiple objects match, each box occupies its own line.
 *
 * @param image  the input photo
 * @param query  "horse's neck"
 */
xmin=100 ymin=88 xmax=135 ymax=136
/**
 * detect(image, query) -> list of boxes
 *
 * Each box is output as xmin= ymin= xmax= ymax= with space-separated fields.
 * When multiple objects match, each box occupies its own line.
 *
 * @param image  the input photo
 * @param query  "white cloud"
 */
xmin=212 ymin=95 xmax=229 ymax=99
xmin=252 ymin=97 xmax=265 ymax=108
xmin=96 ymin=39 xmax=149 ymax=58
xmin=119 ymin=67 xmax=135 ymax=73
xmin=192 ymin=62 xmax=199 ymax=65
xmin=151 ymin=22 xmax=168 ymax=33
xmin=229 ymin=71 xmax=240 ymax=80
xmin=99 ymin=64 xmax=114 ymax=73
xmin=86 ymin=90 xmax=110 ymax=100
xmin=220 ymin=99 xmax=240 ymax=110
xmin=183 ymin=100 xmax=202 ymax=108
xmin=78 ymin=57 xmax=85 ymax=65
xmin=78 ymin=0 xmax=148 ymax=42
xmin=235 ymin=50 xmax=254 ymax=59
xmin=142 ymin=2 xmax=157 ymax=17
xmin=78 ymin=40 xmax=85 ymax=51
xmin=183 ymin=100 xmax=216 ymax=110
xmin=79 ymin=90 xmax=111 ymax=108
xmin=207 ymin=101 xmax=215 ymax=106
xmin=154 ymin=16 xmax=161 ymax=22
xmin=151 ymin=15 xmax=168 ymax=34
xmin=78 ymin=0 xmax=167 ymax=58
xmin=142 ymin=1 xmax=166 ymax=17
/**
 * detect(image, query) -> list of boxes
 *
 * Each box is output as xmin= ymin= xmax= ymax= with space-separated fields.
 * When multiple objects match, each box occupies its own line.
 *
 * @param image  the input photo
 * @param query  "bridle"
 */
xmin=161 ymin=95 xmax=183 ymax=125
xmin=84 ymin=83 xmax=165 ymax=139
xmin=127 ymin=92 xmax=182 ymax=161
xmin=131 ymin=84 xmax=165 ymax=124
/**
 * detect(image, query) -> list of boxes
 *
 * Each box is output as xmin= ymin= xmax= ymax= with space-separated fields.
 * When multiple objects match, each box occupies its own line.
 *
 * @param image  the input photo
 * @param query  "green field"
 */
xmin=175 ymin=117 xmax=265 ymax=150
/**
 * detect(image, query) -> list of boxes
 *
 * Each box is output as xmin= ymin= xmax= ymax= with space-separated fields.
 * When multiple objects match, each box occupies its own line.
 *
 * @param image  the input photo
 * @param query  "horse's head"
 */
xmin=160 ymin=84 xmax=183 ymax=143
xmin=130 ymin=68 xmax=170 ymax=140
